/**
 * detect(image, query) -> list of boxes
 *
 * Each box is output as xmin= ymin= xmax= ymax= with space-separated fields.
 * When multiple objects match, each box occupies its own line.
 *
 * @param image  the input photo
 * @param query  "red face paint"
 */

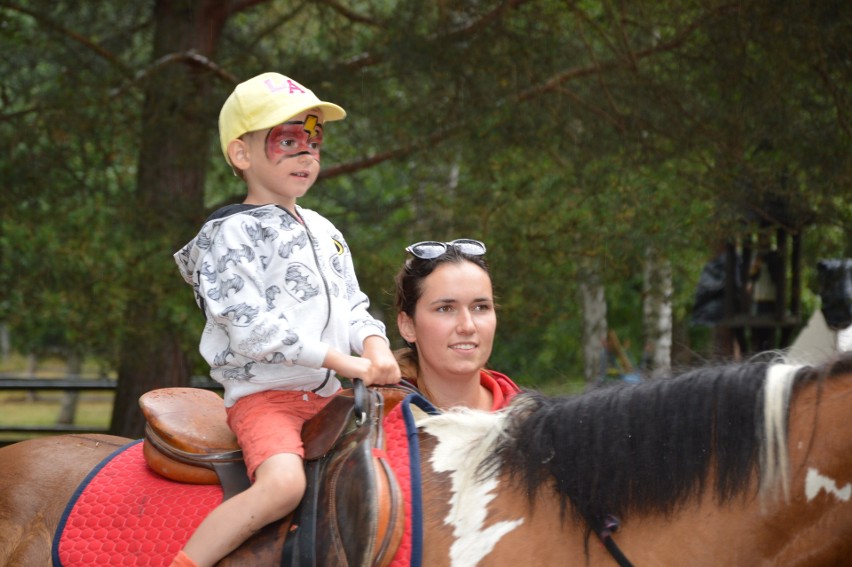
xmin=264 ymin=115 xmax=323 ymax=162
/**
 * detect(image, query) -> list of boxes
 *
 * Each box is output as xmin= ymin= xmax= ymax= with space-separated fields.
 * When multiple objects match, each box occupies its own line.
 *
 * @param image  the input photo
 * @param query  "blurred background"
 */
xmin=1 ymin=0 xmax=850 ymax=439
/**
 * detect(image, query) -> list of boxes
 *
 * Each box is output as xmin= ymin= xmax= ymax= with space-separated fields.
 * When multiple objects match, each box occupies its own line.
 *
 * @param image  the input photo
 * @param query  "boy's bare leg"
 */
xmin=177 ymin=453 xmax=305 ymax=567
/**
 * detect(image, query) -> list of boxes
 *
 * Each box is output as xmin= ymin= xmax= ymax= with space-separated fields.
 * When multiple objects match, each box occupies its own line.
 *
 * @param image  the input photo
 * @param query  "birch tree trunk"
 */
xmin=580 ymin=267 xmax=607 ymax=386
xmin=642 ymin=246 xmax=673 ymax=378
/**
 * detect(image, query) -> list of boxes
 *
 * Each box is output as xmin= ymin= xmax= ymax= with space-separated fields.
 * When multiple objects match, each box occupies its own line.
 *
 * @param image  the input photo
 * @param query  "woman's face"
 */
xmin=398 ymin=260 xmax=496 ymax=381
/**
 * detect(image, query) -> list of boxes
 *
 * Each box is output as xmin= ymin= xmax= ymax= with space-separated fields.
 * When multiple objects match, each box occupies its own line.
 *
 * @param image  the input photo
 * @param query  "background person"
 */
xmin=394 ymin=239 xmax=520 ymax=411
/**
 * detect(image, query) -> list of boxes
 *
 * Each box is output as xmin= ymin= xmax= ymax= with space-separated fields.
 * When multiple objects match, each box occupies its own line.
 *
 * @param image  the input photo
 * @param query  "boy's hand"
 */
xmin=360 ymin=336 xmax=401 ymax=386
xmin=322 ymin=337 xmax=400 ymax=386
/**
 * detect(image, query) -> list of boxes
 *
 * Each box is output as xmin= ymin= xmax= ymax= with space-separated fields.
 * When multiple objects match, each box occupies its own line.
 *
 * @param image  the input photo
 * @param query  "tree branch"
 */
xmin=339 ymin=0 xmax=533 ymax=71
xmin=109 ymin=50 xmax=240 ymax=98
xmin=430 ymin=0 xmax=534 ymax=41
xmin=226 ymin=0 xmax=273 ymax=15
xmin=0 ymin=1 xmax=133 ymax=77
xmin=518 ymin=3 xmax=739 ymax=102
xmin=315 ymin=0 xmax=381 ymax=26
xmin=811 ymin=63 xmax=852 ymax=139
xmin=320 ymin=126 xmax=457 ymax=179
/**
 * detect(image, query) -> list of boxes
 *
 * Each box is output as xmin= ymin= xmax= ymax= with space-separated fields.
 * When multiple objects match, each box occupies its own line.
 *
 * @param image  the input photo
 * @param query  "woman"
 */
xmin=394 ymin=239 xmax=520 ymax=411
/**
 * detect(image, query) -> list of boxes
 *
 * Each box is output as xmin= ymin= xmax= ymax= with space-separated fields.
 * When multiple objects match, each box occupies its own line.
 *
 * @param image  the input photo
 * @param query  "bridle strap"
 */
xmin=592 ymin=515 xmax=634 ymax=567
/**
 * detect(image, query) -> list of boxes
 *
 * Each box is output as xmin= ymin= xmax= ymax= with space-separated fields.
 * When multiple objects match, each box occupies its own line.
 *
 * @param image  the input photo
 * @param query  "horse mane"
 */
xmin=481 ymin=354 xmax=852 ymax=525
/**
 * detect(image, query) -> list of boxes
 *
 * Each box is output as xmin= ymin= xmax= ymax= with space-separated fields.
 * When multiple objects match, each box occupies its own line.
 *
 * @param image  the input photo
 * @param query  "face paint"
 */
xmin=264 ymin=114 xmax=323 ymax=162
xmin=303 ymin=114 xmax=319 ymax=139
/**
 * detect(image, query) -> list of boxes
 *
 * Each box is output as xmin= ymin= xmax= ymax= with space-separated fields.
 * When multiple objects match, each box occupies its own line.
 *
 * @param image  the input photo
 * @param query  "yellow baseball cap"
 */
xmin=218 ymin=72 xmax=347 ymax=164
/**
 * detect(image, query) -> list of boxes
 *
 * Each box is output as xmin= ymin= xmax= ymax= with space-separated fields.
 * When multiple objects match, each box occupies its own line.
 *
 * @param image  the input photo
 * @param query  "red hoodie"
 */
xmin=403 ymin=369 xmax=520 ymax=411
xmin=479 ymin=369 xmax=521 ymax=410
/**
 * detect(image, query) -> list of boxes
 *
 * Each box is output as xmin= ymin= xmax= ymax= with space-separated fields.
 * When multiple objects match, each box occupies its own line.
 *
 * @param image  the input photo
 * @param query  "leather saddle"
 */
xmin=139 ymin=382 xmax=412 ymax=567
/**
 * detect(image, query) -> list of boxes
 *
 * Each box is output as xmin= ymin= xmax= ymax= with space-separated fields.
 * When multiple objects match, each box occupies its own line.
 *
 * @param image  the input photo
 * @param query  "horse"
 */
xmin=1 ymin=352 xmax=851 ymax=566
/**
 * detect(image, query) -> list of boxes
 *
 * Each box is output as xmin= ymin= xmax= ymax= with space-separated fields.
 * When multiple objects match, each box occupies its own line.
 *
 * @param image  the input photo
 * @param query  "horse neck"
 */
xmin=759 ymin=369 xmax=852 ymax=564
xmin=785 ymin=370 xmax=852 ymax=498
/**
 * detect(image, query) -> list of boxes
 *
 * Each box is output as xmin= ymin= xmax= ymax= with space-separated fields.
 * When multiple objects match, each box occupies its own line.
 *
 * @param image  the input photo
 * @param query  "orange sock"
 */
xmin=169 ymin=550 xmax=199 ymax=567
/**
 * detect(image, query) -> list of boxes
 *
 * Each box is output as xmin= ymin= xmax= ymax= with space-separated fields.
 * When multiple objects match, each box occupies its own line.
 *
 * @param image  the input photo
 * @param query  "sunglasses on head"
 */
xmin=405 ymin=239 xmax=487 ymax=260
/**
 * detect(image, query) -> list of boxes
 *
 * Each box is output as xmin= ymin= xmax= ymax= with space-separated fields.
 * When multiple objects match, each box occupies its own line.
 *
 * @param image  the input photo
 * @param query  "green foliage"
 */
xmin=1 ymin=0 xmax=149 ymax=364
xmin=1 ymin=0 xmax=850 ymax=394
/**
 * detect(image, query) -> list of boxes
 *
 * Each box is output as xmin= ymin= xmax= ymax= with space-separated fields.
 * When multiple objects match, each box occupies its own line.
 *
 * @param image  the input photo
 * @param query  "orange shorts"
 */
xmin=226 ymin=389 xmax=335 ymax=480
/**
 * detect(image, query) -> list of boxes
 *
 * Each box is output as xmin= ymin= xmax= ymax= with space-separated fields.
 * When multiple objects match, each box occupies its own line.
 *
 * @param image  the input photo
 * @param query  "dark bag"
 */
xmin=692 ymin=252 xmax=743 ymax=326
xmin=818 ymin=259 xmax=852 ymax=330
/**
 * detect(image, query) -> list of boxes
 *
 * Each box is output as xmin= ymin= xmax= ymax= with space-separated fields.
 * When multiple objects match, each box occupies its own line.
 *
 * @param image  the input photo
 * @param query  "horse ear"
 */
xmin=397 ymin=312 xmax=416 ymax=343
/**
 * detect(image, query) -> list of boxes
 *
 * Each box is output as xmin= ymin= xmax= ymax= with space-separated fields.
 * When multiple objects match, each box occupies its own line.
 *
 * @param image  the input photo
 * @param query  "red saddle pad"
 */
xmin=53 ymin=440 xmax=222 ymax=566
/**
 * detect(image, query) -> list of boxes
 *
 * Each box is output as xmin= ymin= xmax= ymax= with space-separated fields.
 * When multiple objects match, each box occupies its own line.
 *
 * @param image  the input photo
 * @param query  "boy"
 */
xmin=171 ymin=72 xmax=400 ymax=567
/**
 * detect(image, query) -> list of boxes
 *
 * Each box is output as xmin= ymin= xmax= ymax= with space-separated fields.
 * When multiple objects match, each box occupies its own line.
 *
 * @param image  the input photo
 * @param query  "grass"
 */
xmin=0 ymin=393 xmax=114 ymax=443
xmin=0 ymin=391 xmax=113 ymax=424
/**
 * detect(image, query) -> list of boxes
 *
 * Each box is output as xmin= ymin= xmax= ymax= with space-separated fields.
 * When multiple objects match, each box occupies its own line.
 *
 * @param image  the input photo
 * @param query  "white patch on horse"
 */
xmin=422 ymin=409 xmax=524 ymax=566
xmin=805 ymin=467 xmax=852 ymax=502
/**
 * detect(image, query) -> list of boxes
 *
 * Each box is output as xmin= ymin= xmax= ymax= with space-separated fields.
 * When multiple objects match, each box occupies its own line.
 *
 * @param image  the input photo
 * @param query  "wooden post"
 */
xmin=775 ymin=227 xmax=788 ymax=324
xmin=783 ymin=230 xmax=802 ymax=346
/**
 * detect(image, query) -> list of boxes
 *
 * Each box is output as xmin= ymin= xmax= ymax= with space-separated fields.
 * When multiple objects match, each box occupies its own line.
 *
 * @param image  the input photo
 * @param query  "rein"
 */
xmin=591 ymin=515 xmax=634 ymax=567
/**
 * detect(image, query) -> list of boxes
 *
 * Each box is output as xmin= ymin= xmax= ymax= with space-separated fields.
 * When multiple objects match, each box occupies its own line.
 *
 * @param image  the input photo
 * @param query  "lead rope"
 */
xmin=592 ymin=515 xmax=634 ymax=567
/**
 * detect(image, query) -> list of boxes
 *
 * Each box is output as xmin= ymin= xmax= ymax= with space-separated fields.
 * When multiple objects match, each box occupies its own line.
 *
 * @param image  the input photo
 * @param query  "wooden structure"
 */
xmin=716 ymin=225 xmax=803 ymax=358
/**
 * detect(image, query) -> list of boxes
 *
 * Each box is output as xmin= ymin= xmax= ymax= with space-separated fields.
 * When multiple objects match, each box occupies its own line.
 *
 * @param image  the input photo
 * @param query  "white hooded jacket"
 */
xmin=174 ymin=203 xmax=386 ymax=407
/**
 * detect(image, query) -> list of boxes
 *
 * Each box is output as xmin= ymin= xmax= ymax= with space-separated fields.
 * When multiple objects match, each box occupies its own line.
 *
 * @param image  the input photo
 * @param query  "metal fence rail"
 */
xmin=0 ymin=377 xmax=117 ymax=390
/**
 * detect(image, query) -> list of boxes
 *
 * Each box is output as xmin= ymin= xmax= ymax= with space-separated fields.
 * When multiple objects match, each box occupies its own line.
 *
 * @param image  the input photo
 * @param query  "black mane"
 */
xmin=489 ymin=360 xmax=786 ymax=525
